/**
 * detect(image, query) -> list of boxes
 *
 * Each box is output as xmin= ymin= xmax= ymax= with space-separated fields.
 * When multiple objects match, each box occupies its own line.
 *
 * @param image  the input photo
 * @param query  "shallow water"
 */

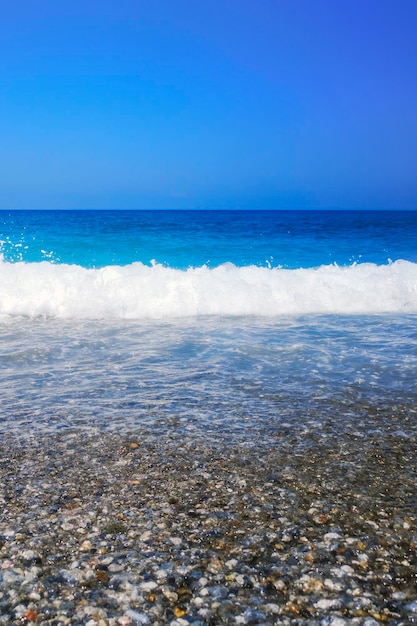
xmin=1 ymin=315 xmax=416 ymax=448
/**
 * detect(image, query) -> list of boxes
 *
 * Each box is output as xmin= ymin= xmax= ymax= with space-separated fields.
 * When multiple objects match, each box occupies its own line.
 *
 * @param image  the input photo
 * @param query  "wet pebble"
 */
xmin=0 ymin=429 xmax=416 ymax=625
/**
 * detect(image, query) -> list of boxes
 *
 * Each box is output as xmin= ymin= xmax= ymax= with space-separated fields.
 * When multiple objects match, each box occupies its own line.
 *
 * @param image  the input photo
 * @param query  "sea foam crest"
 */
xmin=0 ymin=259 xmax=416 ymax=319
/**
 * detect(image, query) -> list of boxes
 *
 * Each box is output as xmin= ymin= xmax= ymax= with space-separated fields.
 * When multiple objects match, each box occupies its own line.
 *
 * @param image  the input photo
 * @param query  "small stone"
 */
xmin=271 ymin=578 xmax=285 ymax=591
xmin=285 ymin=602 xmax=301 ymax=615
xmin=95 ymin=570 xmax=109 ymax=582
xmin=29 ymin=592 xmax=41 ymax=601
xmin=140 ymin=581 xmax=158 ymax=592
xmin=324 ymin=578 xmax=343 ymax=591
xmin=350 ymin=587 xmax=361 ymax=596
xmin=162 ymin=588 xmax=179 ymax=602
xmin=207 ymin=557 xmax=222 ymax=573
xmin=170 ymin=537 xmax=182 ymax=546
xmin=140 ymin=530 xmax=152 ymax=542
xmin=199 ymin=587 xmax=209 ymax=597
xmin=264 ymin=603 xmax=280 ymax=615
xmin=392 ymin=591 xmax=407 ymax=600
xmin=406 ymin=600 xmax=417 ymax=613
xmin=300 ymin=575 xmax=323 ymax=592
xmin=125 ymin=609 xmax=150 ymax=624
xmin=315 ymin=598 xmax=341 ymax=610
xmin=174 ymin=607 xmax=187 ymax=618
xmin=21 ymin=550 xmax=42 ymax=565
xmin=108 ymin=562 xmax=126 ymax=572
xmin=243 ymin=609 xmax=266 ymax=624
xmin=324 ymin=532 xmax=342 ymax=542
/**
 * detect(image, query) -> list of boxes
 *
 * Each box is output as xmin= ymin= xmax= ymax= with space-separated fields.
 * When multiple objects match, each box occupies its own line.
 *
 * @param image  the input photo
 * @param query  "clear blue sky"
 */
xmin=1 ymin=0 xmax=416 ymax=210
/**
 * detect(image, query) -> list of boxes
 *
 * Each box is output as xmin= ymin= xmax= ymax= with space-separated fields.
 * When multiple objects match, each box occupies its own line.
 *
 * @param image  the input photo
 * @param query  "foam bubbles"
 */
xmin=0 ymin=259 xmax=416 ymax=319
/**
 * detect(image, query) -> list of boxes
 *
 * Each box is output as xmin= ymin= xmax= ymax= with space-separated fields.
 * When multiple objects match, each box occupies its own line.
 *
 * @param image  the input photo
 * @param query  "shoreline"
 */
xmin=1 ymin=428 xmax=416 ymax=624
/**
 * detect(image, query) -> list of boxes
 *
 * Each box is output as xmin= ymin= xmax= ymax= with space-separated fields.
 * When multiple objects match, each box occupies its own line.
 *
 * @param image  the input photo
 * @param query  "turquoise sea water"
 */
xmin=1 ymin=209 xmax=416 ymax=269
xmin=0 ymin=209 xmax=416 ymax=440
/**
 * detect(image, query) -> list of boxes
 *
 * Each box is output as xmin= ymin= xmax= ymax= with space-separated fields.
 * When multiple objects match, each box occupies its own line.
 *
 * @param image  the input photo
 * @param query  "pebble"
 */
xmin=406 ymin=599 xmax=417 ymax=613
xmin=0 ymin=429 xmax=415 ymax=625
xmin=139 ymin=530 xmax=152 ymax=542
xmin=139 ymin=581 xmax=158 ymax=592
xmin=315 ymin=598 xmax=342 ymax=610
xmin=125 ymin=609 xmax=151 ymax=624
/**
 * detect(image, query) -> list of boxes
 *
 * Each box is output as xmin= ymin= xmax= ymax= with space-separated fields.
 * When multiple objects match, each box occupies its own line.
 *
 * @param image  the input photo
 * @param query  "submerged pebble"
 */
xmin=0 ymin=428 xmax=416 ymax=625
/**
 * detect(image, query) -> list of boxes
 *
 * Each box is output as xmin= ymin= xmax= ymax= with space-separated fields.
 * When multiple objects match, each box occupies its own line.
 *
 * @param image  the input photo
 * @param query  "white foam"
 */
xmin=0 ymin=259 xmax=416 ymax=319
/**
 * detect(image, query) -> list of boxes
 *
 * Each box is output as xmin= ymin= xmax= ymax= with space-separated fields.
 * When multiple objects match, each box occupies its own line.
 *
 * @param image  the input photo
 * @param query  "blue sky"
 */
xmin=1 ymin=0 xmax=416 ymax=210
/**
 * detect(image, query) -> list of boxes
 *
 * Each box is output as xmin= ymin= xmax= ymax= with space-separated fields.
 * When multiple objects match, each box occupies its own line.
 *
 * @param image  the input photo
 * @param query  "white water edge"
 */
xmin=1 ymin=258 xmax=416 ymax=319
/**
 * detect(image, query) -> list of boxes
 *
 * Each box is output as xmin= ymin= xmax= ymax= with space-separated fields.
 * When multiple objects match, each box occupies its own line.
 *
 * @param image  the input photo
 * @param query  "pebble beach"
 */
xmin=1 ymin=422 xmax=416 ymax=626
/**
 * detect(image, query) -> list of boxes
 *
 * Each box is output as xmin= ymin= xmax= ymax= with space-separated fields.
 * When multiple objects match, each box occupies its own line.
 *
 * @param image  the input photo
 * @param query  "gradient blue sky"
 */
xmin=1 ymin=0 xmax=417 ymax=210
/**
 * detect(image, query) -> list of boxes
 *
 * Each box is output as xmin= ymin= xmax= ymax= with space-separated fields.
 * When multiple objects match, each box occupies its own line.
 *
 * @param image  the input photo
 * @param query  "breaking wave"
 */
xmin=1 ymin=259 xmax=416 ymax=319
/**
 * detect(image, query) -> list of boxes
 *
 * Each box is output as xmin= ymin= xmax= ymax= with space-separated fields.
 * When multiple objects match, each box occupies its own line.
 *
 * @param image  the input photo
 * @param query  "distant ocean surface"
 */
xmin=0 ymin=209 xmax=416 ymax=440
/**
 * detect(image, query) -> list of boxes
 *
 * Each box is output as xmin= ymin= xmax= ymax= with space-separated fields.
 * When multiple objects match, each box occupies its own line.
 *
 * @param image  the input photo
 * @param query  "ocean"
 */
xmin=1 ymin=209 xmax=417 ymax=623
xmin=0 ymin=209 xmax=416 ymax=440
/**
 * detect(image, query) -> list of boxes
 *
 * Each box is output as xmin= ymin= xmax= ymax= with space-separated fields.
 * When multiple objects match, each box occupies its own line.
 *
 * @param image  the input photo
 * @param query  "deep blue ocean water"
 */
xmin=0 ymin=209 xmax=416 ymax=441
xmin=1 ymin=209 xmax=416 ymax=269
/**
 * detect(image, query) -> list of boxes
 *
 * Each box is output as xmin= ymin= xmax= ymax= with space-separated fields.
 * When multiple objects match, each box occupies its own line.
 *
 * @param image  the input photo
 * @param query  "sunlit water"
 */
xmin=1 ymin=315 xmax=416 ymax=445
xmin=0 ymin=210 xmax=416 ymax=442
